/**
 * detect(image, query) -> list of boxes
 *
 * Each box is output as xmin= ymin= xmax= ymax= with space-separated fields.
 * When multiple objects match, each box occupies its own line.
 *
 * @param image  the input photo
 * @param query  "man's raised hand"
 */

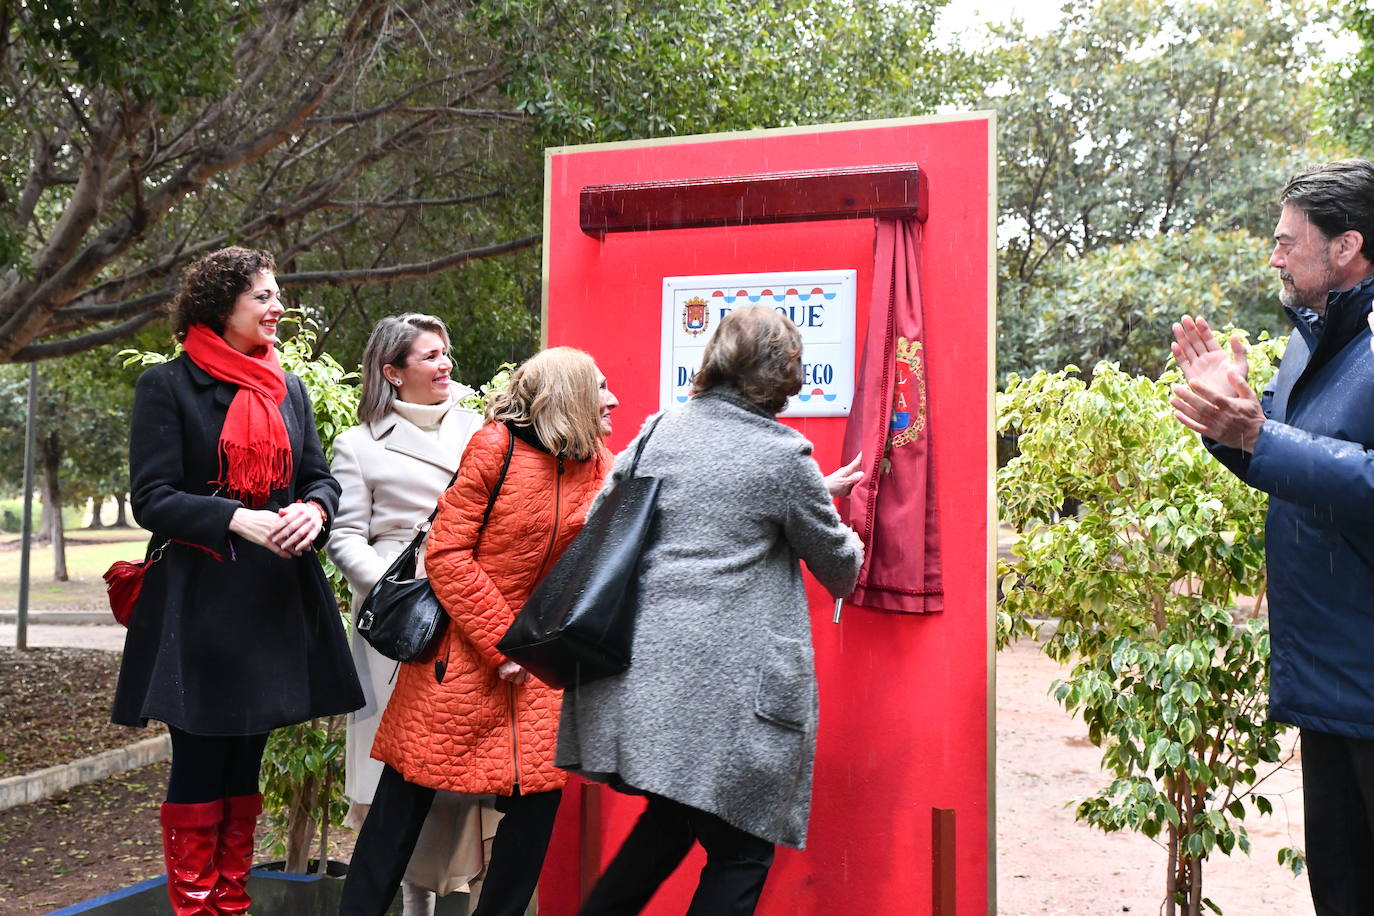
xmin=1171 ymin=315 xmax=1249 ymax=396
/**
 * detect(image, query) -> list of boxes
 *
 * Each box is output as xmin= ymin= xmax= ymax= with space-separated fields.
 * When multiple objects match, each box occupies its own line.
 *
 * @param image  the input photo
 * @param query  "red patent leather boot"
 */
xmin=212 ymin=793 xmax=262 ymax=914
xmin=160 ymin=800 xmax=222 ymax=916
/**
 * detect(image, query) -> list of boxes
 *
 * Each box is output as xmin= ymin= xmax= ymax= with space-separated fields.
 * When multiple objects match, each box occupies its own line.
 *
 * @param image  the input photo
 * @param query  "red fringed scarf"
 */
xmin=183 ymin=323 xmax=292 ymax=507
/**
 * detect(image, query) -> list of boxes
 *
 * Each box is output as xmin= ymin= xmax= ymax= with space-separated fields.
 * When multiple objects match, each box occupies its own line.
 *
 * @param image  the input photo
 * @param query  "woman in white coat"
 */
xmin=328 ymin=314 xmax=491 ymax=915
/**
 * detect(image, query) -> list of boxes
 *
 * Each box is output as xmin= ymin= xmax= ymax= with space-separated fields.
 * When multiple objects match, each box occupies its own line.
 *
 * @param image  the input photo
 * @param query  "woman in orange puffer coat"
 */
xmin=340 ymin=347 xmax=618 ymax=916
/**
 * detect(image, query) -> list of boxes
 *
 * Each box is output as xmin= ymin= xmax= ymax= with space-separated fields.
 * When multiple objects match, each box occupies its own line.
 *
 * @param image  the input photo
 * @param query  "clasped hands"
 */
xmin=229 ymin=501 xmax=324 ymax=558
xmin=1169 ymin=315 xmax=1267 ymax=452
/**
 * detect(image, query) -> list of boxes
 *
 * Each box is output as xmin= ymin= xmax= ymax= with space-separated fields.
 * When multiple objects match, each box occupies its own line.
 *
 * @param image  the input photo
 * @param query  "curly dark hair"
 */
xmin=691 ymin=305 xmax=803 ymax=415
xmin=169 ymin=247 xmax=277 ymax=341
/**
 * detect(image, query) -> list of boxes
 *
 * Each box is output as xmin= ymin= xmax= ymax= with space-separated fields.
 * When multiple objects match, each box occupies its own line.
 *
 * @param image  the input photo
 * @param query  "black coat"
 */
xmin=112 ymin=355 xmax=363 ymax=735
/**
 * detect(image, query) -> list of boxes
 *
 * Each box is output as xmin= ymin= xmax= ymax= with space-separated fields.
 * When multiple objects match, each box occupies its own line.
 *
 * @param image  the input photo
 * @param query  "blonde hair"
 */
xmin=691 ymin=305 xmax=803 ymax=414
xmin=485 ymin=347 xmax=604 ymax=460
xmin=357 ymin=313 xmax=451 ymax=424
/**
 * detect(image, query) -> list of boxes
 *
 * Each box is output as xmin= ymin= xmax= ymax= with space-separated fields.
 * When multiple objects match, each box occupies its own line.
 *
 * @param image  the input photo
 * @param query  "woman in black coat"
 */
xmin=112 ymin=247 xmax=363 ymax=916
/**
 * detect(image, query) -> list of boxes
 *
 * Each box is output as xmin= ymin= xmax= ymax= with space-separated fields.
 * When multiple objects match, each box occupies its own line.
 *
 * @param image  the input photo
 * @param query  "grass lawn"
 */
xmin=0 ymin=528 xmax=150 ymax=611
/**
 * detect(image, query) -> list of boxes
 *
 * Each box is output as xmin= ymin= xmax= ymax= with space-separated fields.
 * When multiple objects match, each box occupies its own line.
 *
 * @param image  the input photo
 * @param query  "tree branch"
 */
xmin=280 ymin=234 xmax=540 ymax=286
xmin=317 ymin=191 xmax=503 ymax=210
xmin=10 ymin=311 xmax=165 ymax=362
xmin=44 ymin=291 xmax=175 ymax=336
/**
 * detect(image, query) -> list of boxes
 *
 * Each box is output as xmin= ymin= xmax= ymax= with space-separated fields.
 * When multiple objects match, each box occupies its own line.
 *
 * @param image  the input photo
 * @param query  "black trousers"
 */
xmin=1302 ymin=728 xmax=1374 ymax=916
xmin=165 ymin=727 xmax=269 ymax=804
xmin=578 ymin=794 xmax=775 ymax=916
xmin=339 ymin=764 xmax=561 ymax=916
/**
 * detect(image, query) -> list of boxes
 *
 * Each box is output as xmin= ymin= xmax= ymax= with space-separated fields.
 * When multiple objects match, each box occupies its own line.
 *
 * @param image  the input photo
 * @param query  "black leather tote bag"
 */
xmin=498 ymin=414 xmax=664 ymax=688
xmin=356 ymin=428 xmax=514 ymax=662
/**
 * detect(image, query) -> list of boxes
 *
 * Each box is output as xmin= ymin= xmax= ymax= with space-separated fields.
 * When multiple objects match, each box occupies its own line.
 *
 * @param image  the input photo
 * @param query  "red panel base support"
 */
xmin=580 ymin=782 xmax=604 ymax=901
xmin=933 ymin=807 xmax=956 ymax=915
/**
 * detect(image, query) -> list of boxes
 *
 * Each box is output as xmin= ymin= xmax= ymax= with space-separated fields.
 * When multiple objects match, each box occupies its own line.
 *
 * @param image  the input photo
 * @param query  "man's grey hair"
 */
xmin=1281 ymin=159 xmax=1374 ymax=262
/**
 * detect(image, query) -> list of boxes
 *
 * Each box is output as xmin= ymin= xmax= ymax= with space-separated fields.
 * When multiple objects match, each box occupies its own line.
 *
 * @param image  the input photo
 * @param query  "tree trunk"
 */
xmin=35 ymin=494 xmax=51 ymax=545
xmin=88 ymin=496 xmax=105 ymax=529
xmin=1165 ymin=775 xmax=1179 ymax=916
xmin=314 ymin=717 xmax=338 ymax=875
xmin=41 ymin=431 xmax=67 ymax=581
xmin=285 ymin=773 xmax=319 ymax=873
xmin=114 ymin=492 xmax=130 ymax=527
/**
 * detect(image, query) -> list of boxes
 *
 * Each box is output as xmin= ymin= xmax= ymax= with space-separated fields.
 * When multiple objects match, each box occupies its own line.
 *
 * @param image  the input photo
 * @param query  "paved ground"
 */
xmin=0 ymin=619 xmax=126 ymax=650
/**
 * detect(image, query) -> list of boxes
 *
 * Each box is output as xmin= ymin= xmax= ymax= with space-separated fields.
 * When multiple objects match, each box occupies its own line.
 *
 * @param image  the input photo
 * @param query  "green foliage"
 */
xmin=258 ymin=717 xmax=348 ymax=871
xmin=277 ymin=315 xmax=360 ymax=464
xmin=986 ymin=0 xmax=1317 ymax=380
xmin=460 ymin=362 xmax=515 ymax=411
xmin=1004 ymin=228 xmax=1285 ymax=382
xmin=16 ymin=0 xmax=241 ymax=107
xmin=483 ymin=0 xmax=974 ymax=144
xmin=989 ymin=0 xmax=1316 ymax=278
xmin=1320 ymin=1 xmax=1374 ymax=150
xmin=998 ymin=334 xmax=1302 ymax=912
xmin=303 ymin=251 xmax=542 ymax=395
xmin=0 ymin=347 xmax=136 ymax=546
xmin=2 ymin=0 xmax=980 ymax=362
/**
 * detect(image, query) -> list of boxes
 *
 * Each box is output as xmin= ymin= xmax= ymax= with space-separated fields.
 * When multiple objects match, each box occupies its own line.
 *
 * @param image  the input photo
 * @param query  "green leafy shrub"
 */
xmin=997 ymin=332 xmax=1304 ymax=914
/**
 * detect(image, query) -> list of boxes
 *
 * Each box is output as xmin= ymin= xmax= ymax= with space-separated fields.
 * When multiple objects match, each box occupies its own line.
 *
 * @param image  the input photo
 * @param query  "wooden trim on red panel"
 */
xmin=933 ymin=807 xmax=956 ymax=915
xmin=580 ymin=163 xmax=928 ymax=237
xmin=579 ymin=781 xmax=603 ymax=902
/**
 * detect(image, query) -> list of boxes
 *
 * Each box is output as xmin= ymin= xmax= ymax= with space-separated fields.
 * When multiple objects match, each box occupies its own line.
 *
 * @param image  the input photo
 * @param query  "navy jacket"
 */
xmin=1207 ymin=275 xmax=1374 ymax=738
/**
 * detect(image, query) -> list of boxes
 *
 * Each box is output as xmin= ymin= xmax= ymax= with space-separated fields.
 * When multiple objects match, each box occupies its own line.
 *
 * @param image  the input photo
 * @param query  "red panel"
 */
xmin=541 ymin=117 xmax=992 ymax=915
xmin=579 ymin=163 xmax=928 ymax=237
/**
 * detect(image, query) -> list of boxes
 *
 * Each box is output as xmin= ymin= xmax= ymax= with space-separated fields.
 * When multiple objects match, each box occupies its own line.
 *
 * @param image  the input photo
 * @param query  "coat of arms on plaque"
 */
xmin=681 ymin=296 xmax=710 ymax=336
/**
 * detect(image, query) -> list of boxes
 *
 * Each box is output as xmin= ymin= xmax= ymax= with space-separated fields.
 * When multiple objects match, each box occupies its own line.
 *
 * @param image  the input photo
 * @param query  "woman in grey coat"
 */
xmin=556 ymin=305 xmax=865 ymax=915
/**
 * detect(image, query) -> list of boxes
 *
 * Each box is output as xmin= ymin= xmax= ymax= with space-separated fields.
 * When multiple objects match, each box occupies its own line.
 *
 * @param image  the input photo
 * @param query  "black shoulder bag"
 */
xmin=356 ymin=427 xmax=515 ymax=662
xmin=498 ymin=413 xmax=664 ymax=688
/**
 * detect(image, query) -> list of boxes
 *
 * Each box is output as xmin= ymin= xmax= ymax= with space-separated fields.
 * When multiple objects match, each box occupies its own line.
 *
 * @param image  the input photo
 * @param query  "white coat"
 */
xmin=327 ymin=395 xmax=487 ymax=894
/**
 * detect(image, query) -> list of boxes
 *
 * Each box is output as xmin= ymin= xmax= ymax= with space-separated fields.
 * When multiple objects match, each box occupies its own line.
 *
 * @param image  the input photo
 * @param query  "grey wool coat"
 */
xmin=555 ymin=387 xmax=863 ymax=849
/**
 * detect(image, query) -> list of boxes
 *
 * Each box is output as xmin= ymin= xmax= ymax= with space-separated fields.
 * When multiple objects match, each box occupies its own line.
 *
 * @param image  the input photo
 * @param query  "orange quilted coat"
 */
xmin=371 ymin=422 xmax=611 ymax=795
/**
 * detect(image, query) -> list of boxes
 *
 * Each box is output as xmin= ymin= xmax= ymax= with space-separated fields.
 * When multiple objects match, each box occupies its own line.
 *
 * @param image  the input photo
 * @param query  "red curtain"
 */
xmin=840 ymin=218 xmax=943 ymax=613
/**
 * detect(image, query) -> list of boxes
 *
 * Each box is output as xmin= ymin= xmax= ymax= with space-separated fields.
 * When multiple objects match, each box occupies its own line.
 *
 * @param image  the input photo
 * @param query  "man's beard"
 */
xmin=1279 ymin=265 xmax=1336 ymax=313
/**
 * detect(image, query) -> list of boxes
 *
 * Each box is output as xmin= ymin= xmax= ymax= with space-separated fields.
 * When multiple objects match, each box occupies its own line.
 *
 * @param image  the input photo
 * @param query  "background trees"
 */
xmin=988 ymin=0 xmax=1317 ymax=381
xmin=1 ymin=0 xmax=969 ymax=569
xmin=0 ymin=0 xmax=963 ymax=371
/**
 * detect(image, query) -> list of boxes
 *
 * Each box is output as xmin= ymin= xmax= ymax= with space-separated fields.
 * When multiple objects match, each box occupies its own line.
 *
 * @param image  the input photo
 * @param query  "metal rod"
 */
xmin=17 ymin=362 xmax=37 ymax=650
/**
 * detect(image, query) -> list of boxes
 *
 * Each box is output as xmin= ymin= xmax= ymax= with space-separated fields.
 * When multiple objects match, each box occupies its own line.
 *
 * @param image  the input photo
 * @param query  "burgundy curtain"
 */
xmin=840 ymin=218 xmax=943 ymax=613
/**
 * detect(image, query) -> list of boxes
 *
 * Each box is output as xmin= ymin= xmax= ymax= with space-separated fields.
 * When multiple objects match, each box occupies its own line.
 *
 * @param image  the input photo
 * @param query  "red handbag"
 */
xmin=103 ymin=541 xmax=167 ymax=627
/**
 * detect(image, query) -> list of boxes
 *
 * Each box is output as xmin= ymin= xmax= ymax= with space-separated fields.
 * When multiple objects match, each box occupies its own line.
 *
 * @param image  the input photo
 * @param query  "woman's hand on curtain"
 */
xmin=825 ymin=453 xmax=864 ymax=499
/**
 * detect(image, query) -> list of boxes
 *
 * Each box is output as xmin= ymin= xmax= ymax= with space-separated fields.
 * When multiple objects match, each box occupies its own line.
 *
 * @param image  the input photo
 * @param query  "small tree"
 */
xmin=997 ymin=334 xmax=1303 ymax=915
xmin=259 ymin=320 xmax=361 ymax=873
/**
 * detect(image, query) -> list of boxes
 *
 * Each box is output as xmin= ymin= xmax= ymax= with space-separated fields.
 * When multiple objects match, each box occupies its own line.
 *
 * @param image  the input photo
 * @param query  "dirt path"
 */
xmin=997 ymin=637 xmax=1313 ymax=914
xmin=0 ymin=624 xmax=1320 ymax=913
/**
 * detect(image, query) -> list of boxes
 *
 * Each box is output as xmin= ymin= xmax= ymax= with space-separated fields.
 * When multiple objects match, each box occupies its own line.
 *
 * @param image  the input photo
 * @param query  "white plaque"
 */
xmin=661 ymin=270 xmax=857 ymax=417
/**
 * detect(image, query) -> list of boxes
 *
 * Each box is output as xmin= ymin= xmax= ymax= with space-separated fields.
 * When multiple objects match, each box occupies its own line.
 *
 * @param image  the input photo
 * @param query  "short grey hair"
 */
xmin=1281 ymin=159 xmax=1374 ymax=262
xmin=357 ymin=313 xmax=451 ymax=424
